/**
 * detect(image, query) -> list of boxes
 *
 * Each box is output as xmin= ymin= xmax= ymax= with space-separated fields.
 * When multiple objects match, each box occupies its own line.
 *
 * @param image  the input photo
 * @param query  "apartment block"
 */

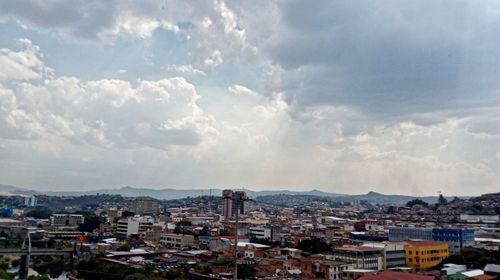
xmin=333 ymin=245 xmax=384 ymax=270
xmin=249 ymin=226 xmax=272 ymax=240
xmin=115 ymin=217 xmax=153 ymax=238
xmin=404 ymin=241 xmax=449 ymax=270
xmin=432 ymin=228 xmax=474 ymax=254
xmin=50 ymin=214 xmax=84 ymax=227
xmin=160 ymin=233 xmax=194 ymax=249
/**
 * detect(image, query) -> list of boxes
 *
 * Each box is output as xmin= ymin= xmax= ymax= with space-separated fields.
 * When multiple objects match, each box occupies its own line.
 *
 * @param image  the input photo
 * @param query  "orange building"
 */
xmin=404 ymin=241 xmax=449 ymax=270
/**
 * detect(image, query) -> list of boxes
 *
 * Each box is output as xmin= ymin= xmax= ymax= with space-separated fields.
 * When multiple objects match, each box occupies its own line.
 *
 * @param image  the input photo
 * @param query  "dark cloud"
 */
xmin=265 ymin=0 xmax=499 ymax=120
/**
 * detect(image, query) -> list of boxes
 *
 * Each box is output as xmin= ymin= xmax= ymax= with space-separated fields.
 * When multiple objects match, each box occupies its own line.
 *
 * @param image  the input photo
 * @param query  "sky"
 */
xmin=0 ymin=0 xmax=498 ymax=195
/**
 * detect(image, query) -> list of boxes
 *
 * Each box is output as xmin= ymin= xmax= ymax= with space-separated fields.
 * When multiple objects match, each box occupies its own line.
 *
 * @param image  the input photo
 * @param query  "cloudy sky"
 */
xmin=0 ymin=1 xmax=498 ymax=195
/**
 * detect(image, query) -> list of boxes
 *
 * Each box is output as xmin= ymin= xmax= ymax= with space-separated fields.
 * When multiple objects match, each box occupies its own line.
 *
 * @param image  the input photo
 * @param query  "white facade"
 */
xmin=333 ymin=247 xmax=384 ymax=270
xmin=460 ymin=214 xmax=499 ymax=224
xmin=249 ymin=227 xmax=272 ymax=239
xmin=50 ymin=214 xmax=84 ymax=227
xmin=327 ymin=262 xmax=355 ymax=280
xmin=115 ymin=217 xmax=153 ymax=237
xmin=365 ymin=224 xmax=384 ymax=231
xmin=442 ymin=264 xmax=467 ymax=275
xmin=245 ymin=250 xmax=255 ymax=258
xmin=160 ymin=234 xmax=194 ymax=249
xmin=24 ymin=195 xmax=37 ymax=207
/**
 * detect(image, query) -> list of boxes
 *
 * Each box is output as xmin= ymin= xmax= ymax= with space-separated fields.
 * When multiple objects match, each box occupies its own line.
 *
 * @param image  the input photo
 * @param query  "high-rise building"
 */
xmin=222 ymin=189 xmax=233 ymax=220
xmin=24 ymin=195 xmax=37 ymax=207
xmin=115 ymin=216 xmax=154 ymax=238
xmin=232 ymin=191 xmax=247 ymax=215
xmin=221 ymin=189 xmax=248 ymax=220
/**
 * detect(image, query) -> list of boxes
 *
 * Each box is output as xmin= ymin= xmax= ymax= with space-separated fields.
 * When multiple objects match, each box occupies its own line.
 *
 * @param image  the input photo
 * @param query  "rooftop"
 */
xmin=461 ymin=270 xmax=484 ymax=277
xmin=405 ymin=240 xmax=446 ymax=247
xmin=344 ymin=269 xmax=377 ymax=273
xmin=484 ymin=264 xmax=500 ymax=273
xmin=358 ymin=271 xmax=434 ymax=280
xmin=335 ymin=245 xmax=383 ymax=252
xmin=237 ymin=241 xmax=270 ymax=249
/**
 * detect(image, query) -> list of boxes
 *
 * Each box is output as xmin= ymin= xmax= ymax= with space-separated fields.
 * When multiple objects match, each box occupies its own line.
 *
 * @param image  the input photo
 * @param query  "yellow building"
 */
xmin=404 ymin=241 xmax=449 ymax=270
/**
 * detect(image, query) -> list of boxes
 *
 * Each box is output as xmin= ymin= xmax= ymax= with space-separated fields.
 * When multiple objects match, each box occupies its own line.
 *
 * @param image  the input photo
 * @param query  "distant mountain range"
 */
xmin=0 ymin=183 xmax=458 ymax=205
xmin=0 ymin=184 xmax=343 ymax=199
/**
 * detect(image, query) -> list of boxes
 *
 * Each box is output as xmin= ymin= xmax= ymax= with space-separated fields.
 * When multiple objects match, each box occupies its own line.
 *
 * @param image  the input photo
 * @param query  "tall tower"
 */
xmin=222 ymin=189 xmax=233 ymax=220
xmin=232 ymin=191 xmax=247 ymax=215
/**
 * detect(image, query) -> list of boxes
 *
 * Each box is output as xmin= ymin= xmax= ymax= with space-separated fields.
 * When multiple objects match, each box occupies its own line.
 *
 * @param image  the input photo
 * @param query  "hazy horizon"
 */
xmin=0 ymin=1 xmax=498 ymax=196
xmin=1 ymin=181 xmax=496 ymax=197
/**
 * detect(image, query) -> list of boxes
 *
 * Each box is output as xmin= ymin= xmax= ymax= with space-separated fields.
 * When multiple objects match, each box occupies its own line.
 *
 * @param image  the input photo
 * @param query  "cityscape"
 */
xmin=0 ymin=0 xmax=499 ymax=280
xmin=0 ymin=186 xmax=498 ymax=279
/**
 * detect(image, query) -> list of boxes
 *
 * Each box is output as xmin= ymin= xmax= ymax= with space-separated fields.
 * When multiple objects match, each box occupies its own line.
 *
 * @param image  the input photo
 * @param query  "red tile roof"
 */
xmin=471 ymin=275 xmax=496 ymax=280
xmin=358 ymin=271 xmax=434 ymax=280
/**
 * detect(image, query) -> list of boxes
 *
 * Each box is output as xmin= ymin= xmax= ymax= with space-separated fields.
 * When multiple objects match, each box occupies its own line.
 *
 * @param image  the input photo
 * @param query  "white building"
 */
xmin=115 ymin=216 xmax=153 ymax=238
xmin=361 ymin=242 xmax=405 ymax=269
xmin=365 ymin=224 xmax=384 ymax=232
xmin=329 ymin=262 xmax=355 ymax=280
xmin=460 ymin=214 xmax=499 ymax=224
xmin=160 ymin=234 xmax=194 ymax=249
xmin=24 ymin=195 xmax=37 ymax=207
xmin=333 ymin=245 xmax=384 ymax=270
xmin=442 ymin=263 xmax=467 ymax=275
xmin=249 ymin=226 xmax=272 ymax=239
xmin=50 ymin=214 xmax=84 ymax=227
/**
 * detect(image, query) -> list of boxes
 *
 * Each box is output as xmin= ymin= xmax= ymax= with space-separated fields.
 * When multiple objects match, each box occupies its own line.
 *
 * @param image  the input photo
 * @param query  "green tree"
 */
xmin=174 ymin=220 xmax=193 ymax=234
xmin=11 ymin=259 xmax=20 ymax=267
xmin=124 ymin=273 xmax=148 ymax=280
xmin=438 ymin=194 xmax=448 ymax=205
xmin=202 ymin=264 xmax=212 ymax=275
xmin=33 ymin=257 xmax=64 ymax=278
xmin=0 ymin=258 xmax=9 ymax=270
xmin=438 ymin=248 xmax=500 ymax=269
xmin=406 ymin=199 xmax=429 ymax=208
xmin=116 ymin=244 xmax=131 ymax=251
xmin=215 ymin=258 xmax=234 ymax=266
xmin=78 ymin=214 xmax=106 ymax=233
xmin=386 ymin=206 xmax=397 ymax=214
xmin=0 ymin=268 xmax=14 ymax=280
xmin=121 ymin=211 xmax=135 ymax=217
xmin=25 ymin=206 xmax=53 ymax=219
xmin=176 ymin=220 xmax=192 ymax=227
xmin=237 ymin=264 xmax=256 ymax=279
xmin=297 ymin=237 xmax=331 ymax=254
